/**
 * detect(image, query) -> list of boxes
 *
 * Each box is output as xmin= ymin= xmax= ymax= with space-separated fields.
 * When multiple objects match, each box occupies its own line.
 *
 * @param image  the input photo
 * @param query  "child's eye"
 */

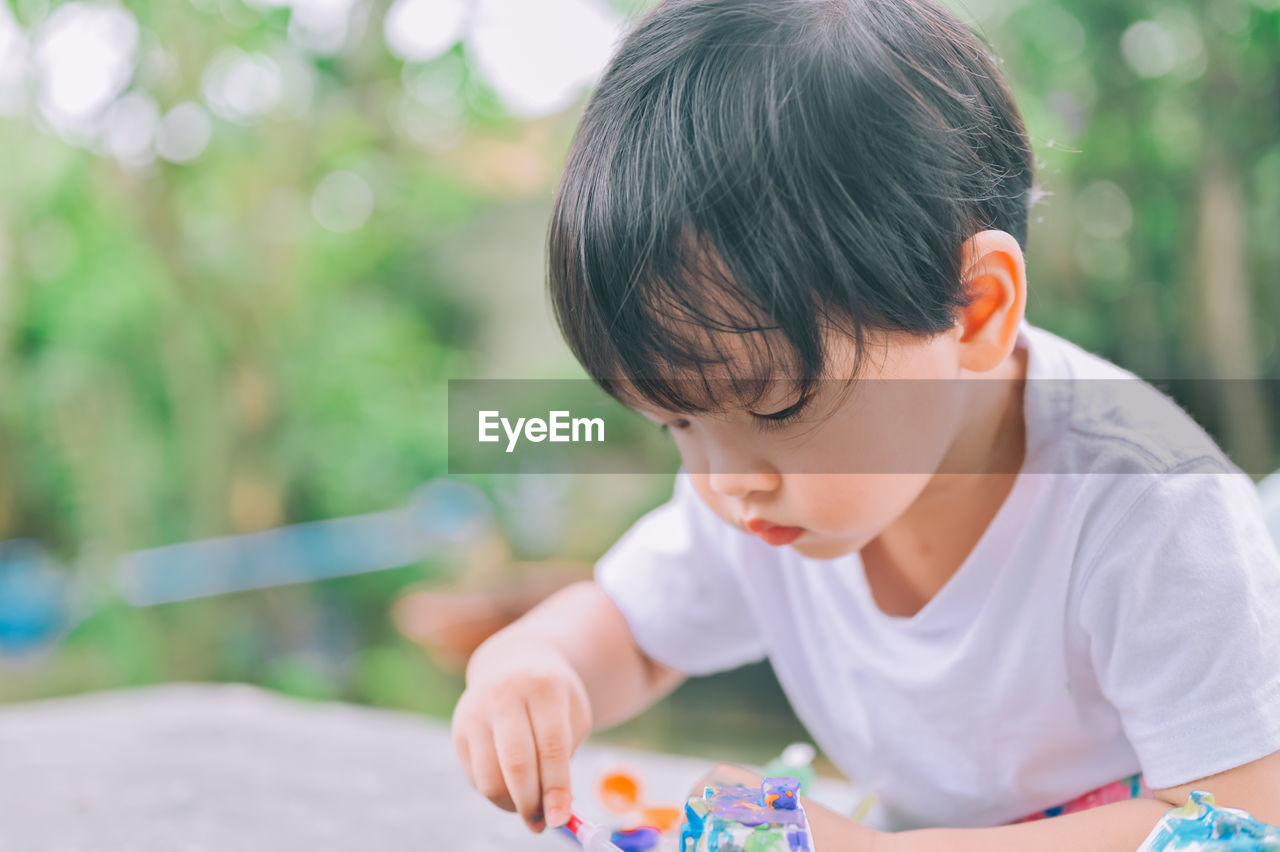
xmin=660 ymin=418 xmax=692 ymax=432
xmin=750 ymin=396 xmax=809 ymax=431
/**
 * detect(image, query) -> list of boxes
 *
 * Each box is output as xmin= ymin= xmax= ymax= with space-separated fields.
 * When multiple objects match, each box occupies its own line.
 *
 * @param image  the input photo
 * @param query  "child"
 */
xmin=451 ymin=0 xmax=1280 ymax=847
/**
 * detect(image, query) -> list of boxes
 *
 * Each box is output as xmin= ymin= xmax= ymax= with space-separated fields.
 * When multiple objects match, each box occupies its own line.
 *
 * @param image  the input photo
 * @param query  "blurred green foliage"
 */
xmin=0 ymin=0 xmax=1277 ymax=763
xmin=987 ymin=0 xmax=1280 ymax=465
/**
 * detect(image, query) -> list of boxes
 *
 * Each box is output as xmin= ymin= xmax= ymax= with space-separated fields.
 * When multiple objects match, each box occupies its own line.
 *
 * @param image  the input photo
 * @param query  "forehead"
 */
xmin=602 ymin=237 xmax=894 ymax=413
xmin=607 ymin=366 xmax=790 ymax=417
xmin=605 ymin=260 xmax=804 ymax=412
xmin=609 ymin=327 xmax=874 ymax=415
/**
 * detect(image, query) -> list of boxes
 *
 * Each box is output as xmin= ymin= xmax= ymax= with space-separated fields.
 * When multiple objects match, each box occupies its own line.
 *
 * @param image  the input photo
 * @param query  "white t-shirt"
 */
xmin=595 ymin=324 xmax=1280 ymax=830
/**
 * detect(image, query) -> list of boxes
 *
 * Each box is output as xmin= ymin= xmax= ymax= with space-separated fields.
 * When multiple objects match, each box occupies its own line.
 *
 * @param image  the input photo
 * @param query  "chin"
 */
xmin=788 ymin=535 xmax=862 ymax=561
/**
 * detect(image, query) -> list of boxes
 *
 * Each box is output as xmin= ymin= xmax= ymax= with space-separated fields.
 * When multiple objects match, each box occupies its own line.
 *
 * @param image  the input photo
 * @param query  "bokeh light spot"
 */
xmin=311 ymin=171 xmax=375 ymax=233
xmin=384 ymin=0 xmax=467 ymax=63
xmin=0 ymin=4 xmax=28 ymax=116
xmin=1076 ymin=180 xmax=1134 ymax=240
xmin=155 ymin=100 xmax=213 ymax=163
xmin=100 ymin=90 xmax=159 ymax=166
xmin=32 ymin=1 xmax=139 ymax=137
xmin=466 ymin=0 xmax=623 ymax=118
xmin=201 ymin=48 xmax=284 ymax=125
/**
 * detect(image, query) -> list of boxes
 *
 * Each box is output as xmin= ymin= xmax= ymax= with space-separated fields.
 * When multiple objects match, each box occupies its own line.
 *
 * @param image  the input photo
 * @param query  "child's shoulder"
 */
xmin=1020 ymin=324 xmax=1236 ymax=478
xmin=1018 ymin=324 xmax=1271 ymax=588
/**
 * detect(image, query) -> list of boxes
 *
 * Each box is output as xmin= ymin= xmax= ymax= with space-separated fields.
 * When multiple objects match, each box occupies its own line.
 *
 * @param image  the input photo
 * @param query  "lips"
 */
xmin=745 ymin=518 xmax=804 ymax=546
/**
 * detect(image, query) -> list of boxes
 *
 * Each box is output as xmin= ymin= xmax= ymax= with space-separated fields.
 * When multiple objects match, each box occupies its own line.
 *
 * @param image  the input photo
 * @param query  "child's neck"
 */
xmin=859 ymin=347 xmax=1028 ymax=618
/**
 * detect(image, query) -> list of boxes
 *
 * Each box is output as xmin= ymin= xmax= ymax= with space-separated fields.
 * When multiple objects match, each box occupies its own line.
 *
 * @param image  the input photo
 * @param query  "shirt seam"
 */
xmin=1062 ymin=419 xmax=1213 ymax=473
xmin=1071 ymin=453 xmax=1232 ymax=634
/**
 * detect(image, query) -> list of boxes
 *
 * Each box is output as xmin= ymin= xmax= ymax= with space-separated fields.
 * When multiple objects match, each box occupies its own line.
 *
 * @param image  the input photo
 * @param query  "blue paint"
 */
xmin=610 ymin=826 xmax=661 ymax=851
xmin=763 ymin=778 xmax=799 ymax=811
xmin=1139 ymin=791 xmax=1280 ymax=851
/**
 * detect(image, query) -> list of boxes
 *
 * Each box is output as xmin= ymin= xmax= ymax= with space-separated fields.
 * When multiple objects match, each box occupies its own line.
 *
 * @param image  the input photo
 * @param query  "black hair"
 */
xmin=547 ymin=0 xmax=1034 ymax=414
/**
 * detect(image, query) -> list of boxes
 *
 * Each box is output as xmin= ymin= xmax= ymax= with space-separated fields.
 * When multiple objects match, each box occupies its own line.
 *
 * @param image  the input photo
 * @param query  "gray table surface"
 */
xmin=0 ymin=683 xmax=853 ymax=852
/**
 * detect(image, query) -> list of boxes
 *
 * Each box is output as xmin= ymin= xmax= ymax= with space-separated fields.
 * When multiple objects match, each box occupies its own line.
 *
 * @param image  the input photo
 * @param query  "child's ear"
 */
xmin=955 ymin=229 xmax=1027 ymax=373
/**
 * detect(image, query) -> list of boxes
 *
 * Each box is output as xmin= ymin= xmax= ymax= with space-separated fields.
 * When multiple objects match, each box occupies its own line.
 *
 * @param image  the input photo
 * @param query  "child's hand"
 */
xmin=452 ymin=645 xmax=593 ymax=833
xmin=688 ymin=762 xmax=766 ymax=797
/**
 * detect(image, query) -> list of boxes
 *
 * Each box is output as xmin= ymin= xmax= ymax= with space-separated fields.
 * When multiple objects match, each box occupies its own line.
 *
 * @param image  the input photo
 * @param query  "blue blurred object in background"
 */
xmin=407 ymin=479 xmax=495 ymax=545
xmin=1 ymin=479 xmax=494 ymax=660
xmin=0 ymin=540 xmax=77 ymax=658
xmin=116 ymin=479 xmax=494 ymax=606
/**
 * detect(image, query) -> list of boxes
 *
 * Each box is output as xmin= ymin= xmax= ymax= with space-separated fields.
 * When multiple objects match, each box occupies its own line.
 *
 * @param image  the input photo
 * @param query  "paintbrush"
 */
xmin=555 ymin=812 xmax=625 ymax=852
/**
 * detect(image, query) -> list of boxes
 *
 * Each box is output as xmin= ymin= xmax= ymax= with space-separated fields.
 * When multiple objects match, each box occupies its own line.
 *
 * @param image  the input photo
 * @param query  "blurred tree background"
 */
xmin=0 ymin=0 xmax=1276 ymax=765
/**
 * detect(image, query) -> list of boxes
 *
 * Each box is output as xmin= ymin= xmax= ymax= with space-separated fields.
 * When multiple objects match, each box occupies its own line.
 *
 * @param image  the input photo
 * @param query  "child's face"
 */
xmin=636 ymin=329 xmax=971 ymax=560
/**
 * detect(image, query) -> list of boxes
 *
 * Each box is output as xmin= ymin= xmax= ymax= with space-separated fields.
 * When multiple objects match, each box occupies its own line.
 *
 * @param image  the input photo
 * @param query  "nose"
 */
xmin=707 ymin=467 xmax=781 ymax=499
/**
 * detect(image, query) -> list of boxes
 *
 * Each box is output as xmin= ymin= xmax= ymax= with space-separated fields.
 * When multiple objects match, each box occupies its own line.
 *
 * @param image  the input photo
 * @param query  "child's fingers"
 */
xmin=452 ymin=723 xmax=473 ymax=788
xmin=467 ymin=725 xmax=517 ymax=813
xmin=528 ymin=687 xmax=575 ymax=829
xmin=688 ymin=763 xmax=763 ymax=800
xmin=492 ymin=708 xmax=545 ymax=832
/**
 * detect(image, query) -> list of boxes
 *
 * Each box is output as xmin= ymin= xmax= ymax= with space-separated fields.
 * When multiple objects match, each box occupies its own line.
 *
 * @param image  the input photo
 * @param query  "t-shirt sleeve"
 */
xmin=1076 ymin=461 xmax=1280 ymax=789
xmin=594 ymin=473 xmax=767 ymax=676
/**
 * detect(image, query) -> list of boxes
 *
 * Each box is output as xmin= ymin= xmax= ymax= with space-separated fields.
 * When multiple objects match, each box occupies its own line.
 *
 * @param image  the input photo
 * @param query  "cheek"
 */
xmin=687 ymin=473 xmax=737 ymax=527
xmin=666 ymin=429 xmax=714 ymax=477
xmin=792 ymin=474 xmax=932 ymax=536
xmin=806 ymin=381 xmax=963 ymax=475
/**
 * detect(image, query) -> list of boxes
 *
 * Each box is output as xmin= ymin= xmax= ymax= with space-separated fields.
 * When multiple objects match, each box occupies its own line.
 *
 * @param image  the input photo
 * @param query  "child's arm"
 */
xmin=807 ymin=798 xmax=1166 ymax=852
xmin=451 ymin=580 xmax=685 ymax=833
xmin=808 ymin=750 xmax=1280 ymax=852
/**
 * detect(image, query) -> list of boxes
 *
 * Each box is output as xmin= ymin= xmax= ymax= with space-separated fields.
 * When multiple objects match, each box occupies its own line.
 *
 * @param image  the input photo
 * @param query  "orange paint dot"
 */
xmin=640 ymin=806 xmax=682 ymax=833
xmin=599 ymin=771 xmax=642 ymax=814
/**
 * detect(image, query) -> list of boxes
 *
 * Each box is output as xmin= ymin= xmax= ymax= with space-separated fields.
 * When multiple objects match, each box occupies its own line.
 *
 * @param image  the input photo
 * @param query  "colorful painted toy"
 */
xmin=1138 ymin=790 xmax=1280 ymax=851
xmin=679 ymin=777 xmax=813 ymax=852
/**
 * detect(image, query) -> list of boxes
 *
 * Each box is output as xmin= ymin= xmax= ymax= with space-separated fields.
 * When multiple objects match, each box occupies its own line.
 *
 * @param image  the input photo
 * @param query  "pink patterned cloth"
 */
xmin=1017 ymin=774 xmax=1153 ymax=823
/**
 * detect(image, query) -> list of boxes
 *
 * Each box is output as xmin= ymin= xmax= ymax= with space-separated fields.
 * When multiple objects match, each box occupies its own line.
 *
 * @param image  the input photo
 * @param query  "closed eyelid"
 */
xmin=749 ymin=394 xmax=811 ymax=421
xmin=650 ymin=413 xmax=692 ymax=431
xmin=632 ymin=405 xmax=683 ymax=427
